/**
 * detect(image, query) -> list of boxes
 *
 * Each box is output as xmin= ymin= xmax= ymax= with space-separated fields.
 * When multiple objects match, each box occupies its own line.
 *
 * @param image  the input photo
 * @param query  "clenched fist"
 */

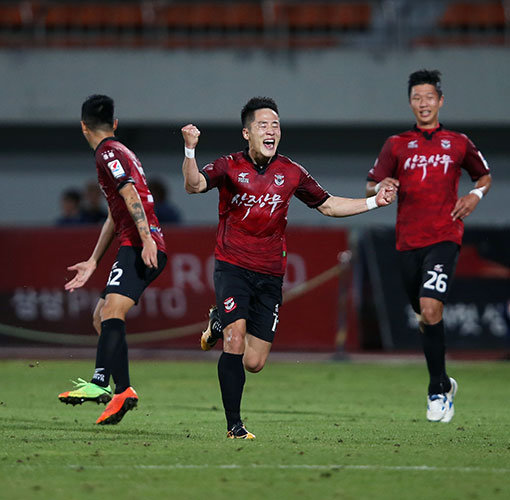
xmin=181 ymin=124 xmax=201 ymax=150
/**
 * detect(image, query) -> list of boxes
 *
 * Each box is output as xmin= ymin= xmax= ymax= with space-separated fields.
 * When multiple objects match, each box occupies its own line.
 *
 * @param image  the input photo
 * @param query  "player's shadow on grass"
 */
xmin=170 ymin=404 xmax=327 ymax=416
xmin=0 ymin=418 xmax=177 ymax=439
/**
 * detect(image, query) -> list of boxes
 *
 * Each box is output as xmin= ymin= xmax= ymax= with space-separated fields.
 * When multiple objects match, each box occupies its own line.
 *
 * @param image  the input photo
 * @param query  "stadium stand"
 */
xmin=440 ymin=1 xmax=506 ymax=30
xmin=413 ymin=1 xmax=508 ymax=47
xmin=0 ymin=1 xmax=508 ymax=48
xmin=273 ymin=2 xmax=371 ymax=31
xmin=0 ymin=4 xmax=25 ymax=29
xmin=154 ymin=2 xmax=265 ymax=31
xmin=0 ymin=2 xmax=39 ymax=30
xmin=44 ymin=4 xmax=145 ymax=31
xmin=0 ymin=0 xmax=371 ymax=48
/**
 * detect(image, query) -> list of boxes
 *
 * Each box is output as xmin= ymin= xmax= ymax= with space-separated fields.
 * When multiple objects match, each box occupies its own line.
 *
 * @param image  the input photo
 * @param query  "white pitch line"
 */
xmin=63 ymin=464 xmax=510 ymax=473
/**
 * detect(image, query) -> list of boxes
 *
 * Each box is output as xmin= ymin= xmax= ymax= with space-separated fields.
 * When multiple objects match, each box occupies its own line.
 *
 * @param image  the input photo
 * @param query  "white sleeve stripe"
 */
xmin=477 ymin=151 xmax=489 ymax=170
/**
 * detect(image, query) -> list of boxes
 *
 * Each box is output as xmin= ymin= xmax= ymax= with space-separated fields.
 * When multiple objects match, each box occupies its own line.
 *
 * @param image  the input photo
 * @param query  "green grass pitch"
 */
xmin=1 ymin=358 xmax=509 ymax=499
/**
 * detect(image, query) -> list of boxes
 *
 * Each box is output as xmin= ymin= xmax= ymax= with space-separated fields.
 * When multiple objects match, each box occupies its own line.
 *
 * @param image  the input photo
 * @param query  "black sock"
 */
xmin=421 ymin=320 xmax=451 ymax=395
xmin=112 ymin=331 xmax=130 ymax=394
xmin=91 ymin=318 xmax=126 ymax=389
xmin=217 ymin=352 xmax=245 ymax=430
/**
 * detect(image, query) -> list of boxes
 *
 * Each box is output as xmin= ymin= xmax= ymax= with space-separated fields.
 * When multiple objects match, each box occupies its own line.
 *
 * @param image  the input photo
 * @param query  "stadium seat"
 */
xmin=274 ymin=2 xmax=372 ymax=31
xmin=155 ymin=2 xmax=264 ymax=31
xmin=0 ymin=2 xmax=37 ymax=28
xmin=0 ymin=5 xmax=23 ymax=28
xmin=440 ymin=2 xmax=506 ymax=30
xmin=217 ymin=3 xmax=264 ymax=30
xmin=44 ymin=3 xmax=144 ymax=30
xmin=153 ymin=4 xmax=189 ymax=30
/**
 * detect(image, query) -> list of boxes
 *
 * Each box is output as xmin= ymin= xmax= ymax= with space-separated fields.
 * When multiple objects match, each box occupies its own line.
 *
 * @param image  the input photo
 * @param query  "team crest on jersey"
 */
xmin=238 ymin=172 xmax=250 ymax=184
xmin=224 ymin=297 xmax=237 ymax=313
xmin=441 ymin=139 xmax=451 ymax=149
xmin=407 ymin=140 xmax=418 ymax=149
xmin=434 ymin=264 xmax=444 ymax=272
xmin=107 ymin=159 xmax=125 ymax=179
xmin=274 ymin=174 xmax=285 ymax=186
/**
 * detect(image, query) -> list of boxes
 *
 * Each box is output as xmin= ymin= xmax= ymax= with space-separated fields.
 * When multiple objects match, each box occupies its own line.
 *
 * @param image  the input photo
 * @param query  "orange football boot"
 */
xmin=96 ymin=387 xmax=138 ymax=425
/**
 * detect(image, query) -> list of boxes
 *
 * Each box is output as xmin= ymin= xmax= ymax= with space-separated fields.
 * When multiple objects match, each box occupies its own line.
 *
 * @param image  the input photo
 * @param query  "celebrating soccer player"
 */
xmin=181 ymin=97 xmax=396 ymax=439
xmin=366 ymin=70 xmax=491 ymax=423
xmin=58 ymin=95 xmax=167 ymax=425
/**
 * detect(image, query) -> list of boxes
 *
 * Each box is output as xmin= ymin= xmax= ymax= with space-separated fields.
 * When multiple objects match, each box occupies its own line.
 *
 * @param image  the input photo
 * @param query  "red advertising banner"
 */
xmin=0 ymin=226 xmax=353 ymax=351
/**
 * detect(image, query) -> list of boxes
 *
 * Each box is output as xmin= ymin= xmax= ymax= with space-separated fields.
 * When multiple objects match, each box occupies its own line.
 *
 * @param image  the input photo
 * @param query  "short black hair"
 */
xmin=408 ymin=69 xmax=442 ymax=98
xmin=241 ymin=96 xmax=279 ymax=127
xmin=81 ymin=94 xmax=115 ymax=130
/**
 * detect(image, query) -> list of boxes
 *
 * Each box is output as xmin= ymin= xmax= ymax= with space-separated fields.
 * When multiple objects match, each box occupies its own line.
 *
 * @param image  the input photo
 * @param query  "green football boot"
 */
xmin=58 ymin=378 xmax=112 ymax=406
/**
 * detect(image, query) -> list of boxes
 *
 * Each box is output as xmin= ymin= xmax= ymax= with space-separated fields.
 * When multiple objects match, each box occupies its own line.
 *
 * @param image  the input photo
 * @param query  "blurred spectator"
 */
xmin=56 ymin=188 xmax=86 ymax=225
xmin=148 ymin=178 xmax=182 ymax=224
xmin=81 ymin=180 xmax=107 ymax=224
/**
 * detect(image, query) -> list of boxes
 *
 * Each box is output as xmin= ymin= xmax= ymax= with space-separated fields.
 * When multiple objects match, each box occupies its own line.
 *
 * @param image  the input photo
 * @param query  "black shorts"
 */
xmin=101 ymin=246 xmax=167 ymax=304
xmin=214 ymin=259 xmax=283 ymax=343
xmin=398 ymin=241 xmax=460 ymax=314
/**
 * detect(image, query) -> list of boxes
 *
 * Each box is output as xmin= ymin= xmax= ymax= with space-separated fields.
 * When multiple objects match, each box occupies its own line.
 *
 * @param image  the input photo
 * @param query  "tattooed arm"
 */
xmin=119 ymin=182 xmax=158 ymax=268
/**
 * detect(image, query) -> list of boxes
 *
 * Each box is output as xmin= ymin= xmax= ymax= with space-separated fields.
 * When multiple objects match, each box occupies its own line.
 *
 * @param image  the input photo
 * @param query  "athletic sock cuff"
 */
xmin=422 ymin=320 xmax=444 ymax=336
xmin=101 ymin=318 xmax=126 ymax=330
xmin=221 ymin=352 xmax=244 ymax=361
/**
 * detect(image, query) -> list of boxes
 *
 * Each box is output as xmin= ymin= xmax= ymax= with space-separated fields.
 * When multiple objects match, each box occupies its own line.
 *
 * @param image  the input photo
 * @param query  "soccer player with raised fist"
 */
xmin=181 ymin=97 xmax=396 ymax=439
xmin=366 ymin=70 xmax=491 ymax=423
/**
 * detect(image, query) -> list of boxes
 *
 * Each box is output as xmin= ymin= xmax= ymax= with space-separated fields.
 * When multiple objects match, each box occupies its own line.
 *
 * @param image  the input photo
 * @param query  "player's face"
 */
xmin=243 ymin=108 xmax=281 ymax=163
xmin=409 ymin=84 xmax=444 ymax=129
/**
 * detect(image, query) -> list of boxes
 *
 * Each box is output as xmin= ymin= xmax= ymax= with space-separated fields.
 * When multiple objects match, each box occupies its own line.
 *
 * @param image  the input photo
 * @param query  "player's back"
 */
xmin=95 ymin=138 xmax=165 ymax=251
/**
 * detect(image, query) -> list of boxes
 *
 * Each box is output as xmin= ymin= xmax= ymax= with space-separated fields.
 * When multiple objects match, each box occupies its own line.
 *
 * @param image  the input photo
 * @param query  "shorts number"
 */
xmin=271 ymin=304 xmax=280 ymax=333
xmin=107 ymin=268 xmax=123 ymax=287
xmin=423 ymin=271 xmax=448 ymax=293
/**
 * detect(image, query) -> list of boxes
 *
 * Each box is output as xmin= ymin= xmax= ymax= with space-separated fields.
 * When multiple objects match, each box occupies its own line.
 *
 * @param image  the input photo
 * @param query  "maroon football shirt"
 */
xmin=95 ymin=137 xmax=166 ymax=252
xmin=368 ymin=125 xmax=489 ymax=251
xmin=201 ymin=150 xmax=330 ymax=276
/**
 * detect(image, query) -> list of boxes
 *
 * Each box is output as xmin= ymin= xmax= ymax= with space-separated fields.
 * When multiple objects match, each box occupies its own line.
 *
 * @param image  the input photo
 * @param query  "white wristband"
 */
xmin=469 ymin=188 xmax=483 ymax=200
xmin=184 ymin=146 xmax=195 ymax=159
xmin=366 ymin=196 xmax=378 ymax=211
xmin=374 ymin=182 xmax=381 ymax=194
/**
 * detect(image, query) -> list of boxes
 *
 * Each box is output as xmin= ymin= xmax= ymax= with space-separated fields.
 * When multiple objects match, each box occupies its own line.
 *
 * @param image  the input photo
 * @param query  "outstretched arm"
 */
xmin=181 ymin=124 xmax=207 ymax=194
xmin=119 ymin=182 xmax=158 ymax=268
xmin=451 ymin=174 xmax=492 ymax=221
xmin=65 ymin=209 xmax=116 ymax=292
xmin=318 ymin=185 xmax=396 ymax=217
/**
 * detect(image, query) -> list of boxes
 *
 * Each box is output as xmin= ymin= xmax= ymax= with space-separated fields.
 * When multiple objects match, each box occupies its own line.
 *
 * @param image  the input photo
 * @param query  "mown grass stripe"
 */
xmin=58 ymin=464 xmax=510 ymax=473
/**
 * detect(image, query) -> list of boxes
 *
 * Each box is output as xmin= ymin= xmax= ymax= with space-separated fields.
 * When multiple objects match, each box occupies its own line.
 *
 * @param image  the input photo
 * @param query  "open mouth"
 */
xmin=263 ymin=139 xmax=275 ymax=150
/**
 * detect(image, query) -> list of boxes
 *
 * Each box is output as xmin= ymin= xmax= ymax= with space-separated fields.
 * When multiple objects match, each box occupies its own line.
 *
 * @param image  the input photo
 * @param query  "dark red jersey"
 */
xmin=95 ymin=137 xmax=166 ymax=252
xmin=201 ymin=150 xmax=330 ymax=276
xmin=368 ymin=125 xmax=489 ymax=251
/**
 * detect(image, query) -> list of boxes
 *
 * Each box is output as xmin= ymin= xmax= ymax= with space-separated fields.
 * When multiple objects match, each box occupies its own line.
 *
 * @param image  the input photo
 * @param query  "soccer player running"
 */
xmin=181 ymin=97 xmax=396 ymax=439
xmin=366 ymin=70 xmax=491 ymax=423
xmin=58 ymin=95 xmax=167 ymax=425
